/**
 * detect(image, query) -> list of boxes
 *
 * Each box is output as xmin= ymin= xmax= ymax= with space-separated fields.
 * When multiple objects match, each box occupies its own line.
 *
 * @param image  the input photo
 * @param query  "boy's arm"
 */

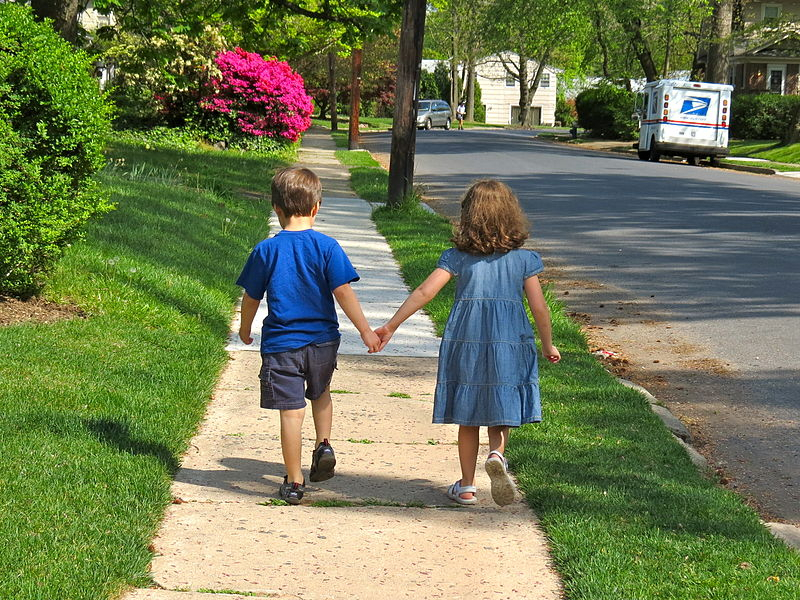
xmin=238 ymin=292 xmax=261 ymax=345
xmin=332 ymin=283 xmax=381 ymax=353
xmin=374 ymin=268 xmax=451 ymax=351
xmin=524 ymin=275 xmax=560 ymax=363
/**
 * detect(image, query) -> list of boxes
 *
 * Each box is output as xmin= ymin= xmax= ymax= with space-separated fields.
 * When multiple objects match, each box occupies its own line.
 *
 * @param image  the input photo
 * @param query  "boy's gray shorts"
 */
xmin=259 ymin=339 xmax=339 ymax=410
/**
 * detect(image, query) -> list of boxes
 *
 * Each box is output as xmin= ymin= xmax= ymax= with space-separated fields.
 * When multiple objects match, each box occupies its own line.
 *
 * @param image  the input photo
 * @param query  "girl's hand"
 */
xmin=374 ymin=325 xmax=394 ymax=351
xmin=542 ymin=344 xmax=561 ymax=363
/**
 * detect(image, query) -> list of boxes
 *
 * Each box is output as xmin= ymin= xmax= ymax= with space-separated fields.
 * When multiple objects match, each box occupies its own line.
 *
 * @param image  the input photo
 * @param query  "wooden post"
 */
xmin=328 ymin=51 xmax=339 ymax=132
xmin=348 ymin=48 xmax=362 ymax=150
xmin=388 ymin=0 xmax=427 ymax=206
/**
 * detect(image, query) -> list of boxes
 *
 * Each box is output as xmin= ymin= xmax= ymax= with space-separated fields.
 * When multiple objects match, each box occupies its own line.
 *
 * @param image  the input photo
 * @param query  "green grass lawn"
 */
xmin=0 ymin=131 xmax=290 ymax=599
xmin=340 ymin=144 xmax=800 ymax=600
xmin=727 ymin=139 xmax=800 ymax=167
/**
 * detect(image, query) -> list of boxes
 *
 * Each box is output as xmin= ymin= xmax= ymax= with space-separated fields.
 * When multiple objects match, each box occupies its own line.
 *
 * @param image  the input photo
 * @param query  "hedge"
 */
xmin=0 ymin=4 xmax=113 ymax=296
xmin=575 ymin=82 xmax=638 ymax=140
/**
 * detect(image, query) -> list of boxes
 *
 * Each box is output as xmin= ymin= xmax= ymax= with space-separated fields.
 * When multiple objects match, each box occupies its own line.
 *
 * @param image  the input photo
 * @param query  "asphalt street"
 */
xmin=360 ymin=127 xmax=800 ymax=522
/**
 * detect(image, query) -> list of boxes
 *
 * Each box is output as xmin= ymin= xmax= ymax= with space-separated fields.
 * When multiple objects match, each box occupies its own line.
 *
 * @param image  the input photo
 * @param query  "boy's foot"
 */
xmin=484 ymin=450 xmax=517 ymax=506
xmin=279 ymin=476 xmax=305 ymax=505
xmin=309 ymin=439 xmax=336 ymax=482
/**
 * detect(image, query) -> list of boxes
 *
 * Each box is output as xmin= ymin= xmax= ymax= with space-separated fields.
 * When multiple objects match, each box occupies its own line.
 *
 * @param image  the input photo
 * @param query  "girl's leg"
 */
xmin=457 ymin=425 xmax=480 ymax=499
xmin=487 ymin=425 xmax=510 ymax=455
xmin=310 ymin=386 xmax=333 ymax=446
xmin=279 ymin=407 xmax=305 ymax=483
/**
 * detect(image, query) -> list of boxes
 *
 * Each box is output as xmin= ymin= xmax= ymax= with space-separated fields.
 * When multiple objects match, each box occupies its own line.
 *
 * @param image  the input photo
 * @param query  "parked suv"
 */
xmin=416 ymin=100 xmax=452 ymax=130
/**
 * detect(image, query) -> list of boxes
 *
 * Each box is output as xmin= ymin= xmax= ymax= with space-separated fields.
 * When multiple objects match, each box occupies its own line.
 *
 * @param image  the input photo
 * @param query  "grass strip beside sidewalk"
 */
xmin=0 ymin=133 xmax=289 ymax=598
xmin=339 ymin=144 xmax=800 ymax=600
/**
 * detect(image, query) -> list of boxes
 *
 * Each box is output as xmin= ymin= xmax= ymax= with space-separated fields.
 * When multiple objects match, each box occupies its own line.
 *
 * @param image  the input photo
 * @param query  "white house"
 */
xmin=421 ymin=54 xmax=558 ymax=126
xmin=475 ymin=54 xmax=557 ymax=126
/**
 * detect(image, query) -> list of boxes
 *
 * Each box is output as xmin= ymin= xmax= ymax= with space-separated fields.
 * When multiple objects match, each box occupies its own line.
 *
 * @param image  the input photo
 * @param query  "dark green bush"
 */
xmin=730 ymin=93 xmax=800 ymax=141
xmin=0 ymin=4 xmax=112 ymax=296
xmin=575 ymin=82 xmax=637 ymax=139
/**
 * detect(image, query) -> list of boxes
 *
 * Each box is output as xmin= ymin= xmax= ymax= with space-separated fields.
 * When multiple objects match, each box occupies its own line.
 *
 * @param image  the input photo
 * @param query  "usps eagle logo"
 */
xmin=680 ymin=96 xmax=711 ymax=116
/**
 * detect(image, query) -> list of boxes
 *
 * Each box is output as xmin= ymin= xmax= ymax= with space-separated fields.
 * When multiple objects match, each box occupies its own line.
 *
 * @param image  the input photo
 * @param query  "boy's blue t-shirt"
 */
xmin=236 ymin=228 xmax=359 ymax=353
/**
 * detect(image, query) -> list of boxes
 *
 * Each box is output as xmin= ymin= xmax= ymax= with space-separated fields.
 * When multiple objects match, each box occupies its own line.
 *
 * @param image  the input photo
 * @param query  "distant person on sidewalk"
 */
xmin=456 ymin=101 xmax=466 ymax=130
xmin=375 ymin=179 xmax=560 ymax=506
xmin=237 ymin=167 xmax=381 ymax=505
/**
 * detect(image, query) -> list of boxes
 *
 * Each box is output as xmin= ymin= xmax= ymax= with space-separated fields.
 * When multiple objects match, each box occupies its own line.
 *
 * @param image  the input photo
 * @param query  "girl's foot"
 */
xmin=446 ymin=480 xmax=478 ymax=505
xmin=484 ymin=450 xmax=517 ymax=506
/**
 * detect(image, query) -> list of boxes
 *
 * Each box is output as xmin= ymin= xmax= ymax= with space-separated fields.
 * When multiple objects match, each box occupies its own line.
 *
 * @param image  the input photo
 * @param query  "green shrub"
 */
xmin=0 ymin=4 xmax=112 ymax=296
xmin=556 ymin=92 xmax=577 ymax=126
xmin=731 ymin=93 xmax=800 ymax=141
xmin=575 ymin=82 xmax=637 ymax=139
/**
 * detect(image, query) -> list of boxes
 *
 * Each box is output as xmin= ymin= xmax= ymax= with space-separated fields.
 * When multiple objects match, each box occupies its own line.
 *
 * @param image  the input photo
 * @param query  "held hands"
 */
xmin=361 ymin=328 xmax=382 ymax=354
xmin=542 ymin=344 xmax=561 ymax=364
xmin=374 ymin=325 xmax=394 ymax=352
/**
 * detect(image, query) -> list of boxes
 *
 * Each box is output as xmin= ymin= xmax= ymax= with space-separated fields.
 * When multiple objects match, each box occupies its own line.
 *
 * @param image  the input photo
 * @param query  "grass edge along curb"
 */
xmin=331 ymin=138 xmax=800 ymax=599
xmin=0 ymin=130 xmax=292 ymax=598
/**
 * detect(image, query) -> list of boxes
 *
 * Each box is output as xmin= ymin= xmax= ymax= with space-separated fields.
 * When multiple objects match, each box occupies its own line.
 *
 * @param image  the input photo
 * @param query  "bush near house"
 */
xmin=0 ymin=4 xmax=112 ymax=296
xmin=575 ymin=82 xmax=637 ymax=140
xmin=731 ymin=93 xmax=800 ymax=142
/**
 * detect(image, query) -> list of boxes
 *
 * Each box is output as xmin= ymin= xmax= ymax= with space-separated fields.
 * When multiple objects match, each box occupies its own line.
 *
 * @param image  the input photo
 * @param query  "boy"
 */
xmin=237 ymin=167 xmax=381 ymax=504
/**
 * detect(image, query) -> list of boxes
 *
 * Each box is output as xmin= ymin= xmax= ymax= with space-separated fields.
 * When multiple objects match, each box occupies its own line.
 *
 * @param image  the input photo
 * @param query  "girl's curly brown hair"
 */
xmin=451 ymin=180 xmax=529 ymax=255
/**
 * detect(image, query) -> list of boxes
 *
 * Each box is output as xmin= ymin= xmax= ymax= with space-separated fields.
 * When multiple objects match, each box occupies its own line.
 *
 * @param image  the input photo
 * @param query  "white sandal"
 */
xmin=484 ymin=450 xmax=517 ymax=506
xmin=447 ymin=480 xmax=478 ymax=505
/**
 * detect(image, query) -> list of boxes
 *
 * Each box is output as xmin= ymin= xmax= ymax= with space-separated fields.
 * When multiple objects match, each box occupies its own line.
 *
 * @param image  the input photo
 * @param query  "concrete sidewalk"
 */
xmin=125 ymin=129 xmax=562 ymax=600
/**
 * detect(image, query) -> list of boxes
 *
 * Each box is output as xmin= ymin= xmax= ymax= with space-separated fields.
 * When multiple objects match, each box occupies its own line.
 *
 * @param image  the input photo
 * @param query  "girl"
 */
xmin=375 ymin=180 xmax=560 ymax=506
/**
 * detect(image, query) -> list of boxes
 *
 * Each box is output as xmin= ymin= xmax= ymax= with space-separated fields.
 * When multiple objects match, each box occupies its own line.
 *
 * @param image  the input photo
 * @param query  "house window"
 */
xmin=505 ymin=72 xmax=516 ymax=87
xmin=768 ymin=64 xmax=786 ymax=93
xmin=762 ymin=3 xmax=782 ymax=20
xmin=540 ymin=73 xmax=550 ymax=88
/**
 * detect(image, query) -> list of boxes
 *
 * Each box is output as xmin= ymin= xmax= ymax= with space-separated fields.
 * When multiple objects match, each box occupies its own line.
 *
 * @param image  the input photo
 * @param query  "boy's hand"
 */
xmin=361 ymin=329 xmax=382 ymax=353
xmin=542 ymin=344 xmax=561 ymax=363
xmin=374 ymin=325 xmax=394 ymax=352
xmin=239 ymin=329 xmax=253 ymax=345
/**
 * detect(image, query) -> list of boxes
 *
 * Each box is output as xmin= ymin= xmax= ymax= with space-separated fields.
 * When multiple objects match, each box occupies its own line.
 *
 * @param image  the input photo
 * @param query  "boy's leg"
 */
xmin=310 ymin=386 xmax=333 ymax=446
xmin=280 ymin=407 xmax=305 ymax=484
xmin=457 ymin=425 xmax=480 ymax=499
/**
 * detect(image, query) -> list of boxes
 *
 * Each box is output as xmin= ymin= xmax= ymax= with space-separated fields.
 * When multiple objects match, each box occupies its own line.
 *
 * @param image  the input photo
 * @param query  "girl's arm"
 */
xmin=524 ymin=275 xmax=561 ymax=363
xmin=375 ymin=268 xmax=452 ymax=351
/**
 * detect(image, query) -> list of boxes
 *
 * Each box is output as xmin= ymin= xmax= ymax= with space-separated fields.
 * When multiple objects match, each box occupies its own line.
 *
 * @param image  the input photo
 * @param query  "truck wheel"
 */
xmin=687 ymin=156 xmax=700 ymax=166
xmin=637 ymin=149 xmax=651 ymax=161
xmin=649 ymin=138 xmax=661 ymax=162
xmin=425 ymin=118 xmax=432 ymax=130
xmin=710 ymin=156 xmax=721 ymax=167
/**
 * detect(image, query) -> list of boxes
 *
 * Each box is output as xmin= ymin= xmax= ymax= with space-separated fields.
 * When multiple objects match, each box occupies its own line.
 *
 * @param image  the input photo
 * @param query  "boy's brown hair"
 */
xmin=452 ymin=179 xmax=529 ymax=255
xmin=271 ymin=167 xmax=322 ymax=216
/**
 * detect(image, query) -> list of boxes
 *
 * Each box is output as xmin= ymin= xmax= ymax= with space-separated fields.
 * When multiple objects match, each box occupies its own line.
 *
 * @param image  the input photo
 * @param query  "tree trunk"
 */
xmin=517 ymin=56 xmax=529 ymax=127
xmin=706 ymin=0 xmax=733 ymax=84
xmin=31 ymin=0 xmax=81 ymax=43
xmin=348 ymin=48 xmax=362 ymax=150
xmin=592 ymin=7 xmax=611 ymax=79
xmin=328 ymin=51 xmax=339 ymax=132
xmin=625 ymin=17 xmax=659 ymax=81
xmin=465 ymin=63 xmax=476 ymax=122
xmin=450 ymin=52 xmax=460 ymax=108
xmin=388 ymin=0 xmax=426 ymax=207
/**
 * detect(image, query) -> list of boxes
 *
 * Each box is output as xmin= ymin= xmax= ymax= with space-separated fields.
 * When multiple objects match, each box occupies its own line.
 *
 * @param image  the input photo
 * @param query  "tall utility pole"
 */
xmin=348 ymin=48 xmax=363 ymax=150
xmin=388 ymin=0 xmax=427 ymax=206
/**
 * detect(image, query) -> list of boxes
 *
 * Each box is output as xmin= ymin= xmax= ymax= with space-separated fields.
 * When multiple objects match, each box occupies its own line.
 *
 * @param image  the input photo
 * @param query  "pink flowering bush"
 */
xmin=201 ymin=48 xmax=313 ymax=142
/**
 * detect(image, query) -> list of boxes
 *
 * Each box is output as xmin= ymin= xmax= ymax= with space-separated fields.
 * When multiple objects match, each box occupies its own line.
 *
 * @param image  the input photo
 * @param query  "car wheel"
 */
xmin=425 ymin=118 xmax=432 ymax=130
xmin=649 ymin=137 xmax=661 ymax=162
xmin=637 ymin=149 xmax=650 ymax=161
xmin=444 ymin=118 xmax=451 ymax=130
